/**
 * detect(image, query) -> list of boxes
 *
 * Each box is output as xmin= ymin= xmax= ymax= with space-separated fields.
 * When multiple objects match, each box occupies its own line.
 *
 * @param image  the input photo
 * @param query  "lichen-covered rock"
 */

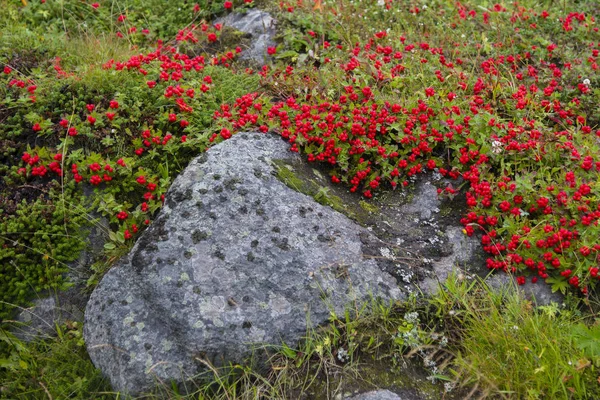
xmin=267 ymin=152 xmax=486 ymax=296
xmin=84 ymin=132 xmax=403 ymax=394
xmin=215 ymin=9 xmax=276 ymax=63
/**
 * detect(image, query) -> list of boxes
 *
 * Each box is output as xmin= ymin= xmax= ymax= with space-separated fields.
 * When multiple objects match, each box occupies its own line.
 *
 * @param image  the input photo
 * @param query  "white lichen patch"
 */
xmin=379 ymin=247 xmax=394 ymax=259
xmin=398 ymin=268 xmax=414 ymax=283
xmin=193 ymin=320 xmax=205 ymax=329
xmin=428 ymin=236 xmax=442 ymax=245
xmin=161 ymin=339 xmax=173 ymax=352
xmin=145 ymin=356 xmax=154 ymax=371
xmin=269 ymin=294 xmax=292 ymax=317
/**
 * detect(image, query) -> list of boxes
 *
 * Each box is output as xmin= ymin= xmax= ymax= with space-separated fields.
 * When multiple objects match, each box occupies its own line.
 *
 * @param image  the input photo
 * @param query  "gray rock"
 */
xmin=345 ymin=389 xmax=409 ymax=400
xmin=84 ymin=132 xmax=404 ymax=394
xmin=486 ymin=273 xmax=563 ymax=306
xmin=418 ymin=226 xmax=482 ymax=295
xmin=216 ymin=9 xmax=276 ymax=63
xmin=266 ymin=154 xmax=487 ymax=297
xmin=12 ymin=296 xmax=79 ymax=341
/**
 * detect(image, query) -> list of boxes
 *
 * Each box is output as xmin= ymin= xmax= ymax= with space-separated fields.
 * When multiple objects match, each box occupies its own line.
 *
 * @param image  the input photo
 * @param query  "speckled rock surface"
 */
xmin=84 ymin=132 xmax=404 ymax=394
xmin=344 ymin=389 xmax=414 ymax=400
xmin=267 ymin=152 xmax=487 ymax=296
xmin=215 ymin=9 xmax=276 ymax=63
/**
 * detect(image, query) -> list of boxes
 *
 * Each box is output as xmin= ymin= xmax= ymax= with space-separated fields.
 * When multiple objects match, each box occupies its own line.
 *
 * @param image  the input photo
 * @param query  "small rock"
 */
xmin=345 ymin=389 xmax=417 ymax=400
xmin=215 ymin=10 xmax=276 ymax=63
xmin=486 ymin=273 xmax=564 ymax=306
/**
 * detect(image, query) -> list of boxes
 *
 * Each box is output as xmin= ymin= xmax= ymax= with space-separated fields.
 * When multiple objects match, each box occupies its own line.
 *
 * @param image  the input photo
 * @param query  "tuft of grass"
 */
xmin=0 ymin=324 xmax=112 ymax=399
xmin=431 ymin=273 xmax=600 ymax=399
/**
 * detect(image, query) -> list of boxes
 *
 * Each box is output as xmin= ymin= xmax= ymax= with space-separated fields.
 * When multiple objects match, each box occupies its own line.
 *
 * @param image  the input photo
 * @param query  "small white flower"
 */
xmin=404 ymin=312 xmax=419 ymax=324
xmin=377 ymin=0 xmax=385 ymax=6
xmin=491 ymin=140 xmax=503 ymax=154
xmin=583 ymin=78 xmax=591 ymax=86
xmin=337 ymin=347 xmax=350 ymax=362
xmin=444 ymin=382 xmax=456 ymax=392
xmin=424 ymin=357 xmax=436 ymax=367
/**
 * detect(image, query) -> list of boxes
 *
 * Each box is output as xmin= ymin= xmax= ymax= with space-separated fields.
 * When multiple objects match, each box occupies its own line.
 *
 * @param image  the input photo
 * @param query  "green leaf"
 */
xmin=101 ymin=136 xmax=115 ymax=147
xmin=104 ymin=242 xmax=116 ymax=250
xmin=572 ymin=323 xmax=600 ymax=357
xmin=0 ymin=358 xmax=18 ymax=370
xmin=108 ymin=230 xmax=118 ymax=242
xmin=24 ymin=111 xmax=40 ymax=123
xmin=545 ymin=277 xmax=569 ymax=294
xmin=276 ymin=50 xmax=299 ymax=60
xmin=281 ymin=343 xmax=297 ymax=359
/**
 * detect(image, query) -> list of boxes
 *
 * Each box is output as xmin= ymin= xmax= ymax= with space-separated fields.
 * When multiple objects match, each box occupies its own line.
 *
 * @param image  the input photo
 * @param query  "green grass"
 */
xmin=0 ymin=324 xmax=111 ymax=399
xmin=428 ymin=274 xmax=600 ymax=399
xmin=3 ymin=273 xmax=600 ymax=399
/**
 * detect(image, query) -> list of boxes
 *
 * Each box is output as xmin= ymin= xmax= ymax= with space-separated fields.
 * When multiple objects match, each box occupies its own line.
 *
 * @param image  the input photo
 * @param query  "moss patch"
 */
xmin=359 ymin=200 xmax=379 ymax=214
xmin=273 ymin=159 xmax=349 ymax=215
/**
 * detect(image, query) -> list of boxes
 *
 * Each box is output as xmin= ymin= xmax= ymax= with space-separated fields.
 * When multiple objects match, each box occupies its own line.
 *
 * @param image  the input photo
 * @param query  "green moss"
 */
xmin=218 ymin=26 xmax=252 ymax=49
xmin=359 ymin=200 xmax=379 ymax=214
xmin=275 ymin=161 xmax=308 ymax=193
xmin=439 ymin=204 xmax=454 ymax=217
xmin=355 ymin=360 xmax=443 ymax=397
xmin=273 ymin=160 xmax=350 ymax=215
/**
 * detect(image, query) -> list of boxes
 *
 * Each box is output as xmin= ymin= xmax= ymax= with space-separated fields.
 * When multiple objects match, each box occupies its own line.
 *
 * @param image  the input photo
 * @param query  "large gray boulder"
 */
xmin=84 ymin=132 xmax=404 ymax=394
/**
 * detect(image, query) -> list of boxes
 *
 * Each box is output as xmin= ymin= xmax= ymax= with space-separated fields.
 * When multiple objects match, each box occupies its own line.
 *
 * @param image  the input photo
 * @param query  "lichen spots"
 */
xmin=192 ymin=230 xmax=210 ymax=243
